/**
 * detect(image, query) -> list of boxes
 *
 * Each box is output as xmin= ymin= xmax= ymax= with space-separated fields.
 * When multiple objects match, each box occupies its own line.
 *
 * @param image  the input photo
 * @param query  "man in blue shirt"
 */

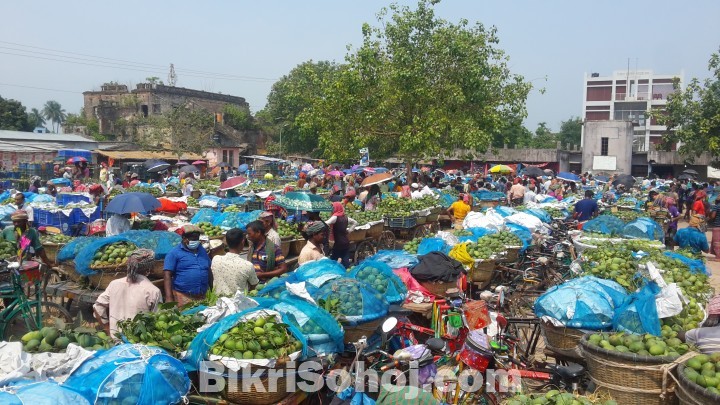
xmin=164 ymin=224 xmax=212 ymax=307
xmin=674 ymin=217 xmax=710 ymax=253
xmin=573 ymin=190 xmax=599 ymax=222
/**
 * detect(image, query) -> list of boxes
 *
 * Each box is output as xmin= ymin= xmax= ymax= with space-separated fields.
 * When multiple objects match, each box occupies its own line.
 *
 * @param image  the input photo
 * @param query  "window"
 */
xmin=222 ymin=150 xmax=228 ymax=163
xmin=141 ymin=105 xmax=148 ymax=117
xmin=152 ymin=104 xmax=161 ymax=114
xmin=601 ymin=137 xmax=609 ymax=156
xmin=228 ymin=150 xmax=234 ymax=167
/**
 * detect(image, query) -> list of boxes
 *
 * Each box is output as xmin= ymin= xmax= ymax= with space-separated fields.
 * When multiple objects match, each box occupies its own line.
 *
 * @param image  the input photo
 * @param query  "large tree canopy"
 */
xmin=0 ymin=96 xmax=32 ymax=131
xmin=303 ymin=0 xmax=531 ymax=163
xmin=557 ymin=116 xmax=582 ymax=148
xmin=653 ymin=47 xmax=720 ymax=164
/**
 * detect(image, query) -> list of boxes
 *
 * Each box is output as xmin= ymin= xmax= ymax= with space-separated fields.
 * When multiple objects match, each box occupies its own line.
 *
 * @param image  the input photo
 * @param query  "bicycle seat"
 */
xmin=548 ymin=363 xmax=584 ymax=379
xmin=388 ymin=304 xmax=413 ymax=317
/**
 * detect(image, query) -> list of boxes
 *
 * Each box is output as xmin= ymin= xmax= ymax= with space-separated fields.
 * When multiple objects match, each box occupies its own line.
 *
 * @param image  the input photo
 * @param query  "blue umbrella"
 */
xmin=557 ymin=171 xmax=581 ymax=182
xmin=106 ymin=192 xmax=161 ymax=214
xmin=238 ymin=163 xmax=249 ymax=172
xmin=595 ymin=175 xmax=610 ymax=184
xmin=374 ymin=167 xmax=389 ymax=173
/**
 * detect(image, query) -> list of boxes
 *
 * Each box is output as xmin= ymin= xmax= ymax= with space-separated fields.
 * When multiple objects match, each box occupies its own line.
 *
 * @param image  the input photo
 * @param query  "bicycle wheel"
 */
xmin=354 ymin=241 xmax=376 ymax=264
xmin=377 ymin=230 xmax=396 ymax=250
xmin=3 ymin=301 xmax=74 ymax=341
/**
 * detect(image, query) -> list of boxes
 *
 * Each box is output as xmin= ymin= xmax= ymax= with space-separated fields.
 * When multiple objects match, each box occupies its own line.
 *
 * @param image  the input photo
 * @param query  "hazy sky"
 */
xmin=1 ymin=0 xmax=718 ymax=132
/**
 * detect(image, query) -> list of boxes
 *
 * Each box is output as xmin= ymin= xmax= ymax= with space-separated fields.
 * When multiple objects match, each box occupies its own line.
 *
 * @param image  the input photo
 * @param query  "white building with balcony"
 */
xmin=581 ymin=70 xmax=683 ymax=153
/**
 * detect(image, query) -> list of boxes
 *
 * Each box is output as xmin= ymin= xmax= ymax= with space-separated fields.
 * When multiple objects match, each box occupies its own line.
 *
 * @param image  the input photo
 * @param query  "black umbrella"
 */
xmin=543 ymin=169 xmax=554 ymax=176
xmin=612 ymin=176 xmax=636 ymax=188
xmin=179 ymin=165 xmax=199 ymax=174
xmin=217 ymin=162 xmax=231 ymax=168
xmin=682 ymin=169 xmax=699 ymax=176
xmin=677 ymin=173 xmax=694 ymax=180
xmin=523 ymin=167 xmax=545 ymax=177
xmin=144 ymin=159 xmax=170 ymax=173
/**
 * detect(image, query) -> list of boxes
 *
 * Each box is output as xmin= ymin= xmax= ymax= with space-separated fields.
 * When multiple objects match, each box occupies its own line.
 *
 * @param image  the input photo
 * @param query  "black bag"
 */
xmin=410 ymin=251 xmax=465 ymax=282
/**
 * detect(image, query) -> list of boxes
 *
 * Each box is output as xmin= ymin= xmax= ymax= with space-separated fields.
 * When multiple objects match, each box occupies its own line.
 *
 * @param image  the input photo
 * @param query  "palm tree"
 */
xmin=42 ymin=100 xmax=66 ymax=133
xmin=28 ymin=108 xmax=45 ymax=129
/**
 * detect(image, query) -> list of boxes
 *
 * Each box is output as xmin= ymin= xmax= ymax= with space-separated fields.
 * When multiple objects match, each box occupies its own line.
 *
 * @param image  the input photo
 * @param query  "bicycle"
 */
xmin=0 ymin=260 xmax=73 ymax=340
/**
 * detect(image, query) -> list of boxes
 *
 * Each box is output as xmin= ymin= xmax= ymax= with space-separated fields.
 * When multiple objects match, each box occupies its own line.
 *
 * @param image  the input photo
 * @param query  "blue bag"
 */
xmin=0 ymin=381 xmax=90 ymax=405
xmin=612 ymin=283 xmax=662 ymax=336
xmin=311 ymin=278 xmax=390 ymax=326
xmin=350 ymin=260 xmax=407 ymax=304
xmin=417 ymin=237 xmax=447 ymax=255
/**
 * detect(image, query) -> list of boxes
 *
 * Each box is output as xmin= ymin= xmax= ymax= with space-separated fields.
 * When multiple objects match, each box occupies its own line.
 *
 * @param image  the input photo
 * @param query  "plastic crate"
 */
xmin=56 ymin=193 xmax=91 ymax=206
xmin=246 ymin=200 xmax=265 ymax=212
xmin=57 ymin=149 xmax=92 ymax=160
xmin=387 ymin=216 xmax=417 ymax=229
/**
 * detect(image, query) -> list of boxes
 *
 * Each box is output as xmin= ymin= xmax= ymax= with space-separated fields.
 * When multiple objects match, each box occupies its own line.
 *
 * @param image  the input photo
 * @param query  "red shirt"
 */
xmin=693 ymin=199 xmax=706 ymax=216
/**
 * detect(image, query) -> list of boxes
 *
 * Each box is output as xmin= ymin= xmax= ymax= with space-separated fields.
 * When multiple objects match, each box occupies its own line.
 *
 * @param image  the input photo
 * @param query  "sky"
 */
xmin=1 ymin=0 xmax=719 ymax=132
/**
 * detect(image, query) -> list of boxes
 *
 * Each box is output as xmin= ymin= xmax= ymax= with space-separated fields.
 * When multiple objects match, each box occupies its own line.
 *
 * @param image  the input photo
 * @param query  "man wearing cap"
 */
xmin=164 ymin=224 xmax=212 ymax=306
xmin=259 ymin=211 xmax=282 ymax=247
xmin=298 ymin=221 xmax=327 ymax=265
xmin=13 ymin=193 xmax=33 ymax=226
xmin=1 ymin=210 xmax=53 ymax=267
xmin=680 ymin=295 xmax=720 ymax=354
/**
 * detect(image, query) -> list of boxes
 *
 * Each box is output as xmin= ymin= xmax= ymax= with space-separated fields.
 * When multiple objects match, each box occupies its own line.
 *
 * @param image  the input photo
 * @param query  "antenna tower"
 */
xmin=167 ymin=63 xmax=177 ymax=86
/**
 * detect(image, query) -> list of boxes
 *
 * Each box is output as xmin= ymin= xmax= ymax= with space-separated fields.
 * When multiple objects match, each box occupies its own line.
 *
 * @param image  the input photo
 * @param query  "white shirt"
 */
xmin=93 ymin=275 xmax=162 ymax=338
xmin=211 ymin=252 xmax=258 ymax=295
xmin=524 ymin=190 xmax=537 ymax=204
xmin=106 ymin=214 xmax=131 ymax=236
xmin=543 ymin=180 xmax=552 ymax=193
xmin=325 ymin=215 xmax=358 ymax=232
xmin=266 ymin=228 xmax=282 ymax=247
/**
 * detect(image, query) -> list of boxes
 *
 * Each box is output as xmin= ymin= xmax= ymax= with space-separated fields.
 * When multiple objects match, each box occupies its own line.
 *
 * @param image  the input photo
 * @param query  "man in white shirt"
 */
xmin=14 ymin=193 xmax=33 ymax=225
xmin=211 ymin=228 xmax=258 ymax=295
xmin=106 ymin=213 xmax=131 ymax=236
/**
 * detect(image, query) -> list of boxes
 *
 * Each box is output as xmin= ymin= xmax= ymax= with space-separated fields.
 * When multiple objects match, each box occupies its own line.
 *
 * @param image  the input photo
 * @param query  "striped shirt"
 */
xmin=250 ymin=241 xmax=285 ymax=273
xmin=685 ymin=326 xmax=720 ymax=354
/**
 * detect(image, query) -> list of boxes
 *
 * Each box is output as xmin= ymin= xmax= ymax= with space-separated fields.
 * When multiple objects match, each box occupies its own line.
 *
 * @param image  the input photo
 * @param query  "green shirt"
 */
xmin=1 ymin=226 xmax=44 ymax=254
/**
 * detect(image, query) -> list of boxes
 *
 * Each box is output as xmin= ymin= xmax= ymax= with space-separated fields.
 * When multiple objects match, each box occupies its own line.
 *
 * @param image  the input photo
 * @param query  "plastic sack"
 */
xmin=255 ymin=296 xmax=344 ymax=355
xmin=613 ymin=283 xmax=662 ymax=336
xmin=462 ymin=211 xmax=504 ymax=231
xmin=63 ymin=344 xmax=190 ymax=405
xmin=294 ymin=258 xmax=346 ymax=287
xmin=583 ymin=215 xmax=626 ymax=235
xmin=73 ymin=235 xmax=143 ymax=276
xmin=417 ymin=237 xmax=447 ymax=255
xmin=184 ymin=307 xmax=307 ymax=371
xmin=370 ymin=250 xmax=419 ymax=269
xmin=663 ymin=251 xmax=708 ymax=275
xmin=623 ymin=218 xmax=664 ymax=241
xmin=190 ymin=208 xmax=220 ymax=224
xmin=198 ymin=195 xmax=220 ymax=208
xmin=559 ymin=276 xmax=629 ymax=309
xmin=349 ymin=260 xmax=407 ymax=304
xmin=0 ymin=380 xmax=91 ymax=405
xmin=505 ymin=212 xmax=543 ymax=233
xmin=57 ymin=236 xmax=94 ymax=263
xmin=526 ymin=208 xmax=552 ymax=224
xmin=312 ymin=278 xmax=389 ymax=325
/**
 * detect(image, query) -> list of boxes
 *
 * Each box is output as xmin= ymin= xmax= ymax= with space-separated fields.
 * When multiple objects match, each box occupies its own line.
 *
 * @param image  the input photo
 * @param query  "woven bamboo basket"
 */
xmin=42 ymin=242 xmax=64 ymax=264
xmin=89 ymin=270 xmax=127 ymax=289
xmin=675 ymin=365 xmax=720 ymax=405
xmin=419 ymin=279 xmax=458 ymax=297
xmin=289 ymin=239 xmax=305 ymax=256
xmin=540 ymin=321 xmax=585 ymax=351
xmin=280 ymin=238 xmax=291 ymax=257
xmin=61 ymin=263 xmax=83 ymax=283
xmin=580 ymin=334 xmax=682 ymax=405
xmin=342 ymin=318 xmax=382 ymax=344
xmin=366 ymin=223 xmax=383 ymax=238
xmin=221 ymin=366 xmax=291 ymax=405
xmin=470 ymin=259 xmax=495 ymax=282
xmin=348 ymin=228 xmax=367 ymax=242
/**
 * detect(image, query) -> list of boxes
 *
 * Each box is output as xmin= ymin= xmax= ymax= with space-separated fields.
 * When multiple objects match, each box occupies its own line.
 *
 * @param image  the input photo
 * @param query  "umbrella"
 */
xmin=176 ymin=161 xmax=189 ymax=166
xmin=677 ymin=173 xmax=694 ymax=181
xmin=361 ymin=172 xmax=394 ymax=187
xmin=271 ymin=191 xmax=333 ymax=212
xmin=557 ymin=171 xmax=581 ymax=182
xmin=363 ymin=167 xmax=376 ymax=174
xmin=238 ymin=164 xmax=249 ymax=172
xmin=106 ymin=192 xmax=161 ymax=214
xmin=489 ymin=164 xmax=513 ymax=174
xmin=220 ymin=176 xmax=249 ymax=191
xmin=144 ymin=159 xmax=170 ymax=173
xmin=301 ymin=163 xmax=314 ymax=172
xmin=374 ymin=167 xmax=389 ymax=174
xmin=192 ymin=160 xmax=206 ymax=165
xmin=594 ymin=175 xmax=610 ymax=184
xmin=682 ymin=169 xmax=699 ymax=176
xmin=544 ymin=169 xmax=555 ymax=175
xmin=612 ymin=175 xmax=636 ymax=188
xmin=179 ymin=165 xmax=199 ymax=174
xmin=328 ymin=170 xmax=344 ymax=177
xmin=523 ymin=167 xmax=545 ymax=177
xmin=67 ymin=157 xmax=87 ymax=164
xmin=217 ymin=162 xmax=231 ymax=168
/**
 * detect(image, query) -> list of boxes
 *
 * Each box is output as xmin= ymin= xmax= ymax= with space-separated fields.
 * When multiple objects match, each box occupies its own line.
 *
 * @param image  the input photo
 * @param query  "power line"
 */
xmin=0 ymin=40 xmax=277 ymax=82
xmin=0 ymin=82 xmax=80 ymax=94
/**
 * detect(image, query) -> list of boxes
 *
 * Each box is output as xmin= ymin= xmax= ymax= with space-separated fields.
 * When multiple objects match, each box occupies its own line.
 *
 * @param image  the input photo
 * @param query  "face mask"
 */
xmin=187 ymin=240 xmax=200 ymax=250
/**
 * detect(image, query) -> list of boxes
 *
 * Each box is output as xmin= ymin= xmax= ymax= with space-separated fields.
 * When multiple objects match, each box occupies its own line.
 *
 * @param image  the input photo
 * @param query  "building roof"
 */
xmin=0 ymin=140 xmax=59 ymax=153
xmin=0 ymin=130 xmax=96 ymax=144
xmin=96 ymin=150 xmax=204 ymax=161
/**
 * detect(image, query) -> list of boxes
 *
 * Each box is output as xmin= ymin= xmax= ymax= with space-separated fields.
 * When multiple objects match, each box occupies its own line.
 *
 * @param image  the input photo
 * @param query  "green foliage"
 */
xmin=223 ymin=104 xmax=255 ymax=131
xmin=27 ymin=108 xmax=45 ymax=129
xmin=529 ymin=122 xmax=558 ymax=149
xmin=301 ymin=0 xmax=531 ymax=162
xmin=651 ymin=47 xmax=720 ymax=165
xmin=65 ymin=110 xmax=104 ymax=140
xmin=0 ymin=95 xmax=32 ymax=131
xmin=138 ymin=106 xmax=215 ymax=158
xmin=145 ymin=76 xmax=164 ymax=85
xmin=558 ymin=116 xmax=582 ymax=148
xmin=42 ymin=100 xmax=66 ymax=133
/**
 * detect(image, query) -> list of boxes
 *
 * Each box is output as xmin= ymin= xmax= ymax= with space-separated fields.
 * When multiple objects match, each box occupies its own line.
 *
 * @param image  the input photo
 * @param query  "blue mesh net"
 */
xmin=213 ymin=210 xmax=262 ymax=231
xmin=73 ymin=236 xmax=137 ymax=276
xmin=184 ymin=307 xmax=308 ymax=371
xmin=466 ymin=227 xmax=497 ymax=239
xmin=256 ymin=274 xmax=310 ymax=299
xmin=583 ymin=215 xmax=626 ymax=235
xmin=417 ymin=237 xmax=447 ymax=255
xmin=198 ymin=195 xmax=221 ymax=205
xmin=255 ymin=296 xmax=344 ymax=355
xmin=116 ymin=230 xmax=181 ymax=259
xmin=190 ymin=208 xmax=220 ymax=224
xmin=622 ymin=218 xmax=664 ymax=241
xmin=439 ymin=193 xmax=456 ymax=208
xmin=664 ymin=251 xmax=709 ymax=275
xmin=494 ymin=206 xmax=518 ymax=217
xmin=0 ymin=381 xmax=91 ymax=405
xmin=63 ymin=344 xmax=190 ymax=405
xmin=294 ymin=259 xmax=347 ymax=285
xmin=369 ymin=250 xmax=419 ymax=269
xmin=349 ymin=260 xmax=407 ymax=304
xmin=526 ymin=208 xmax=551 ymax=223
xmin=505 ymin=223 xmax=532 ymax=252
xmin=57 ymin=236 xmax=94 ymax=262
xmin=217 ymin=196 xmax=251 ymax=210
xmin=613 ymin=283 xmax=662 ymax=336
xmin=471 ymin=190 xmax=505 ymax=201
xmin=312 ymin=278 xmax=390 ymax=326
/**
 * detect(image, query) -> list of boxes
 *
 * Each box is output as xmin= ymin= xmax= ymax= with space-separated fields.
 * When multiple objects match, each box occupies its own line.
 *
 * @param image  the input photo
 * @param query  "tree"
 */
xmin=303 ymin=0 xmax=531 ymax=169
xmin=0 ymin=96 xmax=32 ymax=131
xmin=557 ymin=116 xmax=582 ymax=148
xmin=222 ymin=104 xmax=254 ymax=131
xmin=651 ymin=47 xmax=720 ymax=164
xmin=529 ymin=122 xmax=558 ymax=149
xmin=139 ymin=106 xmax=215 ymax=158
xmin=492 ymin=116 xmax=532 ymax=148
xmin=261 ymin=60 xmax=341 ymax=155
xmin=145 ymin=76 xmax=164 ymax=85
xmin=42 ymin=100 xmax=66 ymax=133
xmin=27 ymin=108 xmax=45 ymax=129
xmin=65 ymin=109 xmax=103 ymax=140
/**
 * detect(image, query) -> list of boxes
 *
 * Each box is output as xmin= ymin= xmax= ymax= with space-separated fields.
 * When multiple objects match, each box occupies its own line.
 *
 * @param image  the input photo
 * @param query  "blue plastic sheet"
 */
xmin=63 ymin=344 xmax=190 ymax=405
xmin=417 ymin=237 xmax=447 ymax=255
xmin=185 ymin=307 xmax=308 ymax=371
xmin=213 ymin=210 xmax=262 ymax=230
xmin=350 ymin=260 xmax=407 ymax=304
xmin=256 ymin=296 xmax=344 ymax=355
xmin=312 ymin=278 xmax=390 ymax=326
xmin=664 ymin=251 xmax=709 ymax=275
xmin=466 ymin=227 xmax=497 ymax=239
xmin=0 ymin=204 xmax=16 ymax=221
xmin=583 ymin=215 xmax=626 ymax=235
xmin=439 ymin=193 xmax=456 ymax=208
xmin=471 ymin=190 xmax=505 ymax=201
xmin=0 ymin=381 xmax=90 ymax=405
xmin=623 ymin=218 xmax=664 ymax=241
xmin=198 ymin=195 xmax=221 ymax=205
xmin=369 ymin=250 xmax=419 ymax=269
xmin=613 ymin=283 xmax=662 ymax=336
xmin=505 ymin=223 xmax=532 ymax=252
xmin=294 ymin=259 xmax=347 ymax=282
xmin=217 ymin=196 xmax=250 ymax=210
xmin=526 ymin=208 xmax=552 ymax=223
xmin=494 ymin=206 xmax=518 ymax=217
xmin=190 ymin=208 xmax=220 ymax=224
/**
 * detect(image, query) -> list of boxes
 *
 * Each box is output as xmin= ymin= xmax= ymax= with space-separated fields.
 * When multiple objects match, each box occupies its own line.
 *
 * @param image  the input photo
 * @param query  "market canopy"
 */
xmin=271 ymin=191 xmax=333 ymax=212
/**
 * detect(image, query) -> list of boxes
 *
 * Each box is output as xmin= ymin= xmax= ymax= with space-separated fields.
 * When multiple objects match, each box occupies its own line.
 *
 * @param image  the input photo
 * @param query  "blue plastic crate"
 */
xmin=386 ymin=216 xmax=417 ymax=229
xmin=56 ymin=193 xmax=91 ymax=206
xmin=57 ymin=149 xmax=92 ymax=160
xmin=34 ymin=209 xmax=64 ymax=228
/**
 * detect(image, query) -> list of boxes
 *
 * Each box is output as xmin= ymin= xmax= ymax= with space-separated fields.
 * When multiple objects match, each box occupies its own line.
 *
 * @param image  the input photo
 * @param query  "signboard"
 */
xmin=359 ymin=148 xmax=369 ymax=167
xmin=708 ymin=166 xmax=720 ymax=179
xmin=593 ymin=156 xmax=617 ymax=171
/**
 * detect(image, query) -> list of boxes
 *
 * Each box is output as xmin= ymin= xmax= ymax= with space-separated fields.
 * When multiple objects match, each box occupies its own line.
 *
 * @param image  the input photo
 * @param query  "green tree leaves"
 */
xmin=558 ymin=116 xmax=582 ymax=148
xmin=0 ymin=96 xmax=32 ymax=131
xmin=42 ymin=100 xmax=66 ymax=133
